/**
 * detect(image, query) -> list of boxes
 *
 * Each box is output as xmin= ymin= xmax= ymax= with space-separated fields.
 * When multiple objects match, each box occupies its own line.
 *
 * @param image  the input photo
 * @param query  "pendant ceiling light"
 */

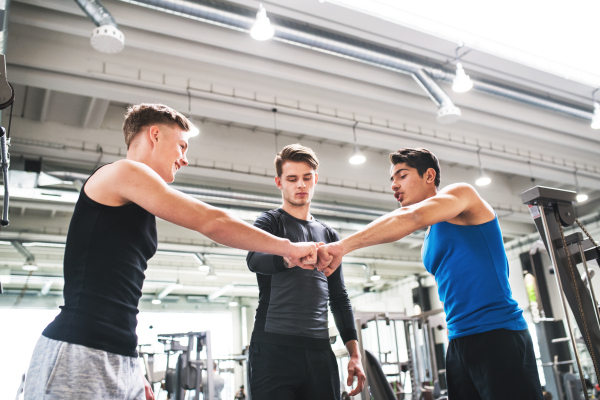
xmin=250 ymin=4 xmax=274 ymax=41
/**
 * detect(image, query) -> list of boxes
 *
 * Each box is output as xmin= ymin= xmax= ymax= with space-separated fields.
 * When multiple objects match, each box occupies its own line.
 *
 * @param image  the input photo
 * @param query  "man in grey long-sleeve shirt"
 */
xmin=246 ymin=144 xmax=365 ymax=400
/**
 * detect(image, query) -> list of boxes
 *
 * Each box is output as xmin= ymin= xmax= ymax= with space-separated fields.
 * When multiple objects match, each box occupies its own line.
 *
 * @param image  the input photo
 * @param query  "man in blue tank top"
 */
xmin=318 ymin=148 xmax=543 ymax=400
xmin=23 ymin=104 xmax=318 ymax=400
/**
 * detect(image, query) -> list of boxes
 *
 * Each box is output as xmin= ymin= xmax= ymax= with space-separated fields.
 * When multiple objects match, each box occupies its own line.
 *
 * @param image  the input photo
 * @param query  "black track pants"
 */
xmin=249 ymin=341 xmax=341 ymax=400
xmin=446 ymin=328 xmax=544 ymax=400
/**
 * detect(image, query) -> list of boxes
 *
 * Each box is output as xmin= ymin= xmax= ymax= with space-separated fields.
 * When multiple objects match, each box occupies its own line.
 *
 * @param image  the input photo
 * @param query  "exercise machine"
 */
xmin=157 ymin=331 xmax=215 ymax=400
xmin=139 ymin=331 xmax=251 ymax=400
xmin=334 ymin=311 xmax=447 ymax=400
xmin=522 ymin=186 xmax=600 ymax=400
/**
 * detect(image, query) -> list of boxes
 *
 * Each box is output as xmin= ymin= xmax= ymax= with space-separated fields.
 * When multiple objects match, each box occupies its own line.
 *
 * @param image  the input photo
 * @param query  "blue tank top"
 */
xmin=422 ymin=216 xmax=527 ymax=339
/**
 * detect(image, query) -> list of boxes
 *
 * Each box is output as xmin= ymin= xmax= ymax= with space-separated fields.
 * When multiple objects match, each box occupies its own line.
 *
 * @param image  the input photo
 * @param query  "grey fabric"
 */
xmin=24 ymin=335 xmax=145 ymax=400
xmin=247 ymin=208 xmax=357 ymax=345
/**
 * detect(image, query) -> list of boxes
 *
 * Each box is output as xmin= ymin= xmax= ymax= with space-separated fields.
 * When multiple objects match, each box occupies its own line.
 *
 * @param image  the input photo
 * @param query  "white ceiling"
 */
xmin=328 ymin=0 xmax=600 ymax=88
xmin=1 ymin=0 xmax=599 ymax=307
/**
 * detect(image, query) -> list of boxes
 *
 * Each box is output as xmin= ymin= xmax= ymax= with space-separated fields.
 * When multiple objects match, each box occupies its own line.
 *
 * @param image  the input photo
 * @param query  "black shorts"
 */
xmin=249 ymin=341 xmax=341 ymax=400
xmin=446 ymin=328 xmax=544 ymax=400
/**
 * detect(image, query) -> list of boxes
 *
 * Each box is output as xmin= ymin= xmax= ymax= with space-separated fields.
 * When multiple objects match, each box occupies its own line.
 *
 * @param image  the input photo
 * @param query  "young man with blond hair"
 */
xmin=24 ymin=104 xmax=317 ymax=400
xmin=246 ymin=144 xmax=365 ymax=400
xmin=317 ymin=148 xmax=543 ymax=400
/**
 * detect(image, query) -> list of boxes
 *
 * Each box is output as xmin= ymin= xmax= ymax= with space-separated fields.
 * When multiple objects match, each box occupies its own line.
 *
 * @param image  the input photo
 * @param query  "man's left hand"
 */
xmin=347 ymin=356 xmax=366 ymax=396
xmin=143 ymin=376 xmax=155 ymax=400
xmin=315 ymin=241 xmax=345 ymax=276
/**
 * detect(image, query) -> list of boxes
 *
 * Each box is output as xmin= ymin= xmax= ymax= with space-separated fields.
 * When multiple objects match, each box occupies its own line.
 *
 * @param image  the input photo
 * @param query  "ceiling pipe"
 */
xmin=118 ymin=0 xmax=593 ymax=122
xmin=11 ymin=241 xmax=35 ymax=264
xmin=74 ymin=0 xmax=117 ymax=27
xmin=46 ymin=171 xmax=389 ymax=220
xmin=117 ymin=0 xmax=461 ymax=124
xmin=74 ymin=0 xmax=125 ymax=53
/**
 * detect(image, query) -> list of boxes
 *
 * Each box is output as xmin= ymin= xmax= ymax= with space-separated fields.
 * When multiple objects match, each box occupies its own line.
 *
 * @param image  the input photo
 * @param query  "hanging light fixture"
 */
xmin=250 ymin=4 xmax=274 ymax=41
xmin=475 ymin=147 xmax=491 ymax=186
xmin=205 ymin=266 xmax=218 ymax=280
xmin=22 ymin=260 xmax=38 ymax=271
xmin=229 ymin=299 xmax=239 ymax=307
xmin=574 ymin=169 xmax=588 ymax=203
xmin=152 ymin=298 xmax=161 ymax=305
xmin=349 ymin=121 xmax=366 ymax=165
xmin=349 ymin=147 xmax=366 ymax=165
xmin=370 ymin=270 xmax=381 ymax=281
xmin=452 ymin=44 xmax=473 ymax=93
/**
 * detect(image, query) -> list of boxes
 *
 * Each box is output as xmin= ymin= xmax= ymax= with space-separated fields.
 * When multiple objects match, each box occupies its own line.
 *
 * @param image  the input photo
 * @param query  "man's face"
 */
xmin=275 ymin=161 xmax=318 ymax=207
xmin=390 ymin=163 xmax=432 ymax=206
xmin=153 ymin=124 xmax=189 ymax=183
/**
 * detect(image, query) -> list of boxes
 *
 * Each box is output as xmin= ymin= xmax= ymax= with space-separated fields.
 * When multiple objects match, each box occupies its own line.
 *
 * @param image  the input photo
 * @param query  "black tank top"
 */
xmin=43 ymin=168 xmax=157 ymax=357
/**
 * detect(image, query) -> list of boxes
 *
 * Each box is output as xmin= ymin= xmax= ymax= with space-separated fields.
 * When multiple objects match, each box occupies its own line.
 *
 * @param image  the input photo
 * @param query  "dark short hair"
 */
xmin=389 ymin=148 xmax=441 ymax=188
xmin=122 ymin=103 xmax=193 ymax=149
xmin=274 ymin=144 xmax=319 ymax=177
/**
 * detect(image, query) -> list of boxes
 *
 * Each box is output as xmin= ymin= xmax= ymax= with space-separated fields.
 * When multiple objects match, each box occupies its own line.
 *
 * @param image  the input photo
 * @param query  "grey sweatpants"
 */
xmin=24 ymin=335 xmax=145 ymax=400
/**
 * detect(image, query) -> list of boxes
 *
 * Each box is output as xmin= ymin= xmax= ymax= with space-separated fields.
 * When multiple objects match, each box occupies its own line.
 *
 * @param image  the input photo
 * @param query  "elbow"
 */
xmin=246 ymin=253 xmax=257 ymax=273
xmin=200 ymin=209 xmax=229 ymax=238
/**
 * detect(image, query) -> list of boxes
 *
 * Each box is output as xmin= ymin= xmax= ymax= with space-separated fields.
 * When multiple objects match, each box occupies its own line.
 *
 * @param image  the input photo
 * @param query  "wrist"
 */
xmin=340 ymin=238 xmax=352 ymax=255
xmin=282 ymin=239 xmax=293 ymax=258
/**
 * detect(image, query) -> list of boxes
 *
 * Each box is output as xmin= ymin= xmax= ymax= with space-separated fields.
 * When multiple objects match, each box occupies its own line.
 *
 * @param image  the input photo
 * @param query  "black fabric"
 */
xmin=446 ymin=328 xmax=544 ymax=400
xmin=249 ymin=341 xmax=341 ymax=400
xmin=246 ymin=208 xmax=357 ymax=347
xmin=43 ymin=167 xmax=157 ymax=357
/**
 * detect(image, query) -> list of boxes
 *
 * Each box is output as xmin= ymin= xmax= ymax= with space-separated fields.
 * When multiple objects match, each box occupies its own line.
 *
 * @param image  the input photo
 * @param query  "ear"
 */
xmin=274 ymin=176 xmax=283 ymax=189
xmin=426 ymin=168 xmax=436 ymax=184
xmin=314 ymin=172 xmax=319 ymax=185
xmin=149 ymin=125 xmax=160 ymax=146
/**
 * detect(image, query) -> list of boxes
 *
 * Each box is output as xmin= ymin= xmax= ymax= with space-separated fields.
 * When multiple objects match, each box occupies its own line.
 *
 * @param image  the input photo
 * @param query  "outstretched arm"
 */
xmin=108 ymin=160 xmax=317 ymax=264
xmin=319 ymin=184 xmax=477 ymax=273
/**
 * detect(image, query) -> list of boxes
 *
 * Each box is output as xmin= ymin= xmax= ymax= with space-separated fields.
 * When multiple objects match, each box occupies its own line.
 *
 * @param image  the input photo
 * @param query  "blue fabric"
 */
xmin=422 ymin=216 xmax=527 ymax=339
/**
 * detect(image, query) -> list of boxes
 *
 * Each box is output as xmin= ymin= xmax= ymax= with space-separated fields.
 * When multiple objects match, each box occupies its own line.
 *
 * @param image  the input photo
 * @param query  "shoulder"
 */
xmin=313 ymin=219 xmax=340 ymax=241
xmin=439 ymin=183 xmax=494 ymax=222
xmin=255 ymin=209 xmax=283 ymax=225
xmin=439 ymin=182 xmax=479 ymax=197
xmin=85 ymin=160 xmax=166 ymax=205
xmin=89 ymin=160 xmax=160 ymax=185
xmin=111 ymin=159 xmax=159 ymax=179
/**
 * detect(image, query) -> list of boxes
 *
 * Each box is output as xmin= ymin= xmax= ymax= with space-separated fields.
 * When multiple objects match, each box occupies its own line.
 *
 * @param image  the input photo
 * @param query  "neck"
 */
xmin=426 ymin=187 xmax=438 ymax=199
xmin=281 ymin=202 xmax=312 ymax=221
xmin=126 ymin=145 xmax=150 ymax=164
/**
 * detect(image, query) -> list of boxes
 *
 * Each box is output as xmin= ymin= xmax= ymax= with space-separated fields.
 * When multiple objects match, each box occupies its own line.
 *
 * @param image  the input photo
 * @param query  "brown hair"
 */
xmin=274 ymin=144 xmax=319 ymax=177
xmin=122 ymin=103 xmax=192 ymax=149
xmin=389 ymin=148 xmax=441 ymax=188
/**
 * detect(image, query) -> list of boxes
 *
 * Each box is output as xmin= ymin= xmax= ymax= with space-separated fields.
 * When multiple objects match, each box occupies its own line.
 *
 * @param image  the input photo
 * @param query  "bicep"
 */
xmin=115 ymin=163 xmax=218 ymax=231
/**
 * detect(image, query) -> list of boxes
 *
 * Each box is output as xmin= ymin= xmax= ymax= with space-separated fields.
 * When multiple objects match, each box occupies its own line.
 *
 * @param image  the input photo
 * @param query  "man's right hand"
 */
xmin=286 ymin=242 xmax=318 ymax=268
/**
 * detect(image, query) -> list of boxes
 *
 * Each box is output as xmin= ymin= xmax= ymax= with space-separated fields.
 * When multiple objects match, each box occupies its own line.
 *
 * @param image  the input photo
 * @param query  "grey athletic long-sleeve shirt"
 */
xmin=246 ymin=208 xmax=357 ymax=350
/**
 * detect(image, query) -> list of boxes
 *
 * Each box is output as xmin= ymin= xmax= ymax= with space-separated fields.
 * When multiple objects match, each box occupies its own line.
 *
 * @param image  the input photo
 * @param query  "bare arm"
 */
xmin=319 ymin=184 xmax=480 ymax=272
xmin=93 ymin=160 xmax=316 ymax=263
